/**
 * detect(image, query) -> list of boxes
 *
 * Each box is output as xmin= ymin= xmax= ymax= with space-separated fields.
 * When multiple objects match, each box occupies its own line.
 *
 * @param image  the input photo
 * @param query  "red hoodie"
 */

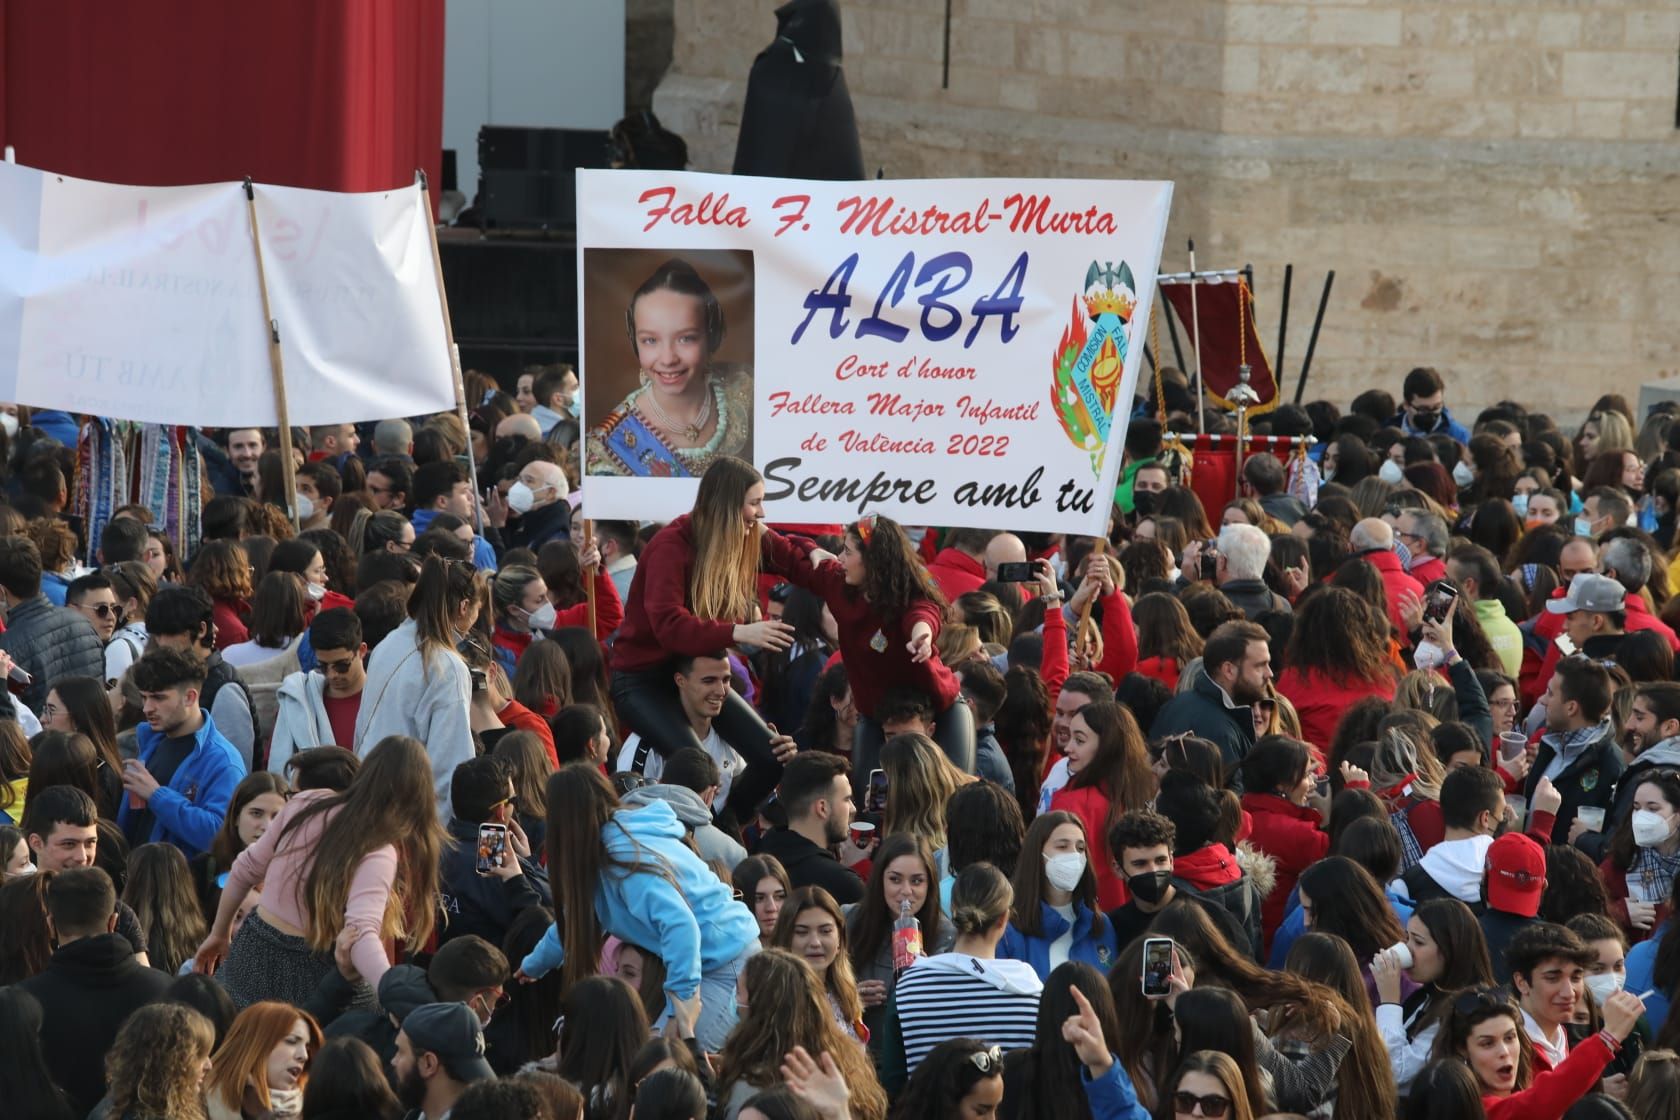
xmin=1241 ymin=792 xmax=1329 ymax=942
xmin=1049 ymin=783 xmax=1127 ymax=910
xmin=1360 ymin=549 xmax=1425 ymax=637
xmin=1173 ymin=843 xmax=1245 ymax=891
xmin=926 ymin=548 xmax=986 ymax=601
xmin=1275 ymin=665 xmax=1396 ymax=753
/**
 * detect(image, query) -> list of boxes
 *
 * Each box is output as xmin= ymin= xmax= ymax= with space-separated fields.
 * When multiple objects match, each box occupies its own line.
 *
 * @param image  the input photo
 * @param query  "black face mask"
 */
xmin=1128 ymin=869 xmax=1173 ymax=904
xmin=1410 ymin=408 xmax=1441 ymax=431
xmin=1133 ymin=490 xmax=1160 ymax=518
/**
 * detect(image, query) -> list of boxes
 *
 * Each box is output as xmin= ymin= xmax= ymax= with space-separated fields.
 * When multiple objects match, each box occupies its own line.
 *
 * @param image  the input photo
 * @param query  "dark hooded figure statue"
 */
xmin=732 ymin=0 xmax=865 ymax=181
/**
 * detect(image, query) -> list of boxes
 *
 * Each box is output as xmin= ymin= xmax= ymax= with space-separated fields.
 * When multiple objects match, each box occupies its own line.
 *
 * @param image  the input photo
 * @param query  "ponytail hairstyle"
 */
xmin=947 ymin=861 xmax=1012 ymax=938
xmin=847 ymin=513 xmax=945 ymax=616
xmin=492 ymin=564 xmax=544 ymax=624
xmin=687 ymin=456 xmax=763 ymax=624
xmin=409 ymin=553 xmax=485 ymax=669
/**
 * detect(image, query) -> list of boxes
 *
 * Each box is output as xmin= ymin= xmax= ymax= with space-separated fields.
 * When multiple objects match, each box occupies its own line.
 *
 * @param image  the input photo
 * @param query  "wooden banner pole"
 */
xmin=242 ymin=178 xmax=299 ymax=531
xmin=417 ymin=170 xmax=485 ymax=533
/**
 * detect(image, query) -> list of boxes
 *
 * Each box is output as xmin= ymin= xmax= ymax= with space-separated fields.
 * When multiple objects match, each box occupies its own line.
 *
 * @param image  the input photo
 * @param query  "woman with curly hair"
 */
xmin=795 ymin=661 xmax=858 ymax=758
xmin=1276 ymin=585 xmax=1398 ymax=752
xmin=777 ymin=512 xmax=974 ymax=775
xmin=104 ymin=1002 xmax=216 ymax=1120
xmin=715 ymin=948 xmax=887 ymax=1120
xmin=187 ymin=538 xmax=254 ymax=649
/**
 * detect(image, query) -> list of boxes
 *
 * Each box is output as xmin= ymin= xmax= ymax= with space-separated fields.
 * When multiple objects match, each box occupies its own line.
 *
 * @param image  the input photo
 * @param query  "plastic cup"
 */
xmin=1499 ymin=732 xmax=1527 ymax=762
xmin=1576 ymin=806 xmax=1606 ymax=832
xmin=1387 ymin=940 xmax=1414 ymax=970
xmin=850 ymin=821 xmax=876 ymax=848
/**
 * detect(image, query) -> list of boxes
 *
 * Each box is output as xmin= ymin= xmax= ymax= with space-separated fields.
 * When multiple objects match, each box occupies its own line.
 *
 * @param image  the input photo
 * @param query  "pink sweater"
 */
xmin=225 ymin=788 xmax=397 ymax=988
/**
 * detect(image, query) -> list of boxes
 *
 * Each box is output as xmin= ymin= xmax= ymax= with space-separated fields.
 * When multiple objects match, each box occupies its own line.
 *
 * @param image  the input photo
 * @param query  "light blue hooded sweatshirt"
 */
xmin=520 ymin=799 xmax=759 ymax=998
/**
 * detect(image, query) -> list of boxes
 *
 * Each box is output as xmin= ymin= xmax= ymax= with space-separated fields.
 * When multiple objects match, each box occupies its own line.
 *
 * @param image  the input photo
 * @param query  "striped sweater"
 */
xmin=894 ymin=952 xmax=1043 ymax=1072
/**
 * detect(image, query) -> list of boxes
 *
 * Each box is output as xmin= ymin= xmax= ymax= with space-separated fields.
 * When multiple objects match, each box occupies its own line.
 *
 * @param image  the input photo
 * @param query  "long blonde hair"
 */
xmin=106 ymin=1003 xmax=215 ymax=1120
xmin=277 ymin=735 xmax=446 ymax=952
xmin=882 ymin=732 xmax=965 ymax=851
xmin=687 ymin=456 xmax=763 ymax=623
xmin=715 ymin=949 xmax=888 ymax=1120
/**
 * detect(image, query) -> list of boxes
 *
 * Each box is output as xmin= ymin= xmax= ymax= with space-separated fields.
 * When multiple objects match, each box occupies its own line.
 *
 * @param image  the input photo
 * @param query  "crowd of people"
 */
xmin=4 ymin=362 xmax=1680 ymax=1120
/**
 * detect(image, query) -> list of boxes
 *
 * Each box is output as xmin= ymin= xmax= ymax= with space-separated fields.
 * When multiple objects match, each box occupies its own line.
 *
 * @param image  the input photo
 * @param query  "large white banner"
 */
xmin=0 ymin=162 xmax=454 ymax=427
xmin=577 ymin=170 xmax=1172 ymax=537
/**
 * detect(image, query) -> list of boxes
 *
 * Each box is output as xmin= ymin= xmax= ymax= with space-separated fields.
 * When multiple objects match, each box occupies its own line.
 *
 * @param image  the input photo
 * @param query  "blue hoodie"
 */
xmin=998 ymin=900 xmax=1119 ymax=980
xmin=117 ymin=710 xmax=246 ymax=856
xmin=520 ymin=800 xmax=759 ymax=998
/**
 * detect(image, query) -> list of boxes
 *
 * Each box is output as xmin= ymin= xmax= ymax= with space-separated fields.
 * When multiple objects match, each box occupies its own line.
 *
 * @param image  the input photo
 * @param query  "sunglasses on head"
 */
xmin=1173 ymin=1091 xmax=1231 ymax=1118
xmin=1453 ymin=985 xmax=1513 ymax=1018
xmin=966 ymin=1046 xmax=1003 ymax=1074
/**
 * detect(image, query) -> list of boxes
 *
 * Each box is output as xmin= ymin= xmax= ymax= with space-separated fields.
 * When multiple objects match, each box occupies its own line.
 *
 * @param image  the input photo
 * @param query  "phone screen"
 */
xmin=1425 ymin=585 xmax=1458 ymax=624
xmin=476 ymin=824 xmax=508 ymax=875
xmin=1142 ymin=938 xmax=1173 ymax=997
xmin=867 ymin=769 xmax=887 ymax=814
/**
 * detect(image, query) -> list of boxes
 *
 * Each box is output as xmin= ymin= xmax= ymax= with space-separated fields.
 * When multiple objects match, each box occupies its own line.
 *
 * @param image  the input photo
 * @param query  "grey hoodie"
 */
xmin=622 ymin=784 xmax=747 ymax=871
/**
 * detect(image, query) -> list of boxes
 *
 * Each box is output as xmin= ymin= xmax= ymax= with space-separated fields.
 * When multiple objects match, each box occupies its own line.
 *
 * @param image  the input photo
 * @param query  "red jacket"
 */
xmin=1173 ymin=843 xmax=1245 ymax=891
xmin=553 ymin=566 xmax=625 ymax=639
xmin=1094 ymin=590 xmax=1138 ymax=683
xmin=212 ymin=597 xmax=250 ymax=649
xmin=1050 ymin=782 xmax=1127 ymax=910
xmin=611 ymin=517 xmax=812 ymax=674
xmin=498 ymin=698 xmax=558 ymax=768
xmin=1409 ymin=555 xmax=1448 ymax=587
xmin=926 ymin=548 xmax=986 ymax=601
xmin=1482 ymin=1033 xmax=1616 ymax=1120
xmin=782 ymin=557 xmax=957 ymax=717
xmin=1135 ymin=655 xmax=1181 ymax=691
xmin=1241 ymin=792 xmax=1329 ymax=942
xmin=1360 ymin=549 xmax=1425 ymax=636
xmin=1275 ymin=665 xmax=1397 ymax=753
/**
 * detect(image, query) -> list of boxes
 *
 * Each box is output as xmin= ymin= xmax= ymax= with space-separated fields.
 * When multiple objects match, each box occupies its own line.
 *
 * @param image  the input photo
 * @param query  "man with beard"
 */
xmin=755 ymin=750 xmax=864 ymax=905
xmin=391 ymin=1002 xmax=495 ymax=1120
xmin=1148 ymin=620 xmax=1271 ymax=791
xmin=1574 ymin=681 xmax=1680 ymax=862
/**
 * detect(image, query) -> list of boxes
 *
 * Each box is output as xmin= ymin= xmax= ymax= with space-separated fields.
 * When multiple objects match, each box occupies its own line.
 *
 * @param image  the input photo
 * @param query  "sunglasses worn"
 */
xmin=319 ymin=657 xmax=358 ymax=675
xmin=1173 ymin=1092 xmax=1231 ymax=1118
xmin=86 ymin=603 xmax=120 ymax=619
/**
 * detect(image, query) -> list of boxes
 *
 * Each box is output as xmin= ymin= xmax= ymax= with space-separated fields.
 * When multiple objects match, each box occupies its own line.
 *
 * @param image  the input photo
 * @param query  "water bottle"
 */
xmin=891 ymin=896 xmax=923 ymax=975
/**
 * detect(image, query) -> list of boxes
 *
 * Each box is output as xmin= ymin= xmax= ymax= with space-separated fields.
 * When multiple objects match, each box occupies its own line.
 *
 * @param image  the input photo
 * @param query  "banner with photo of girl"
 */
xmin=576 ymin=169 xmax=1172 ymax=536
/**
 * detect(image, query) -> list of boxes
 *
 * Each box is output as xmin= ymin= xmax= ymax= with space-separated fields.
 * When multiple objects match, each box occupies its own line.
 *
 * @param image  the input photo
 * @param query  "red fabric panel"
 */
xmin=0 ymin=0 xmax=442 ymax=205
xmin=1161 ymin=281 xmax=1277 ymax=407
xmin=1188 ymin=445 xmax=1237 ymax=525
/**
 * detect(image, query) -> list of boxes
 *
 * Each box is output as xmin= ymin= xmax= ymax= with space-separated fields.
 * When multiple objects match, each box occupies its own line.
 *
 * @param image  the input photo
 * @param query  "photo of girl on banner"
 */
xmin=583 ymin=249 xmax=755 ymax=478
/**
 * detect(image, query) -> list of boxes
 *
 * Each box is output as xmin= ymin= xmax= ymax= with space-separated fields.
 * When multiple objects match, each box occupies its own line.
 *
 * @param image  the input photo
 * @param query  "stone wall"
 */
xmin=655 ymin=0 xmax=1680 ymax=416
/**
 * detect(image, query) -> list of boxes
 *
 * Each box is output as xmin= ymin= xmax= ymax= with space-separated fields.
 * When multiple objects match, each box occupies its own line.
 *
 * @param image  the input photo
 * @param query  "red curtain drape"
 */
xmin=0 ymin=0 xmax=442 ymax=203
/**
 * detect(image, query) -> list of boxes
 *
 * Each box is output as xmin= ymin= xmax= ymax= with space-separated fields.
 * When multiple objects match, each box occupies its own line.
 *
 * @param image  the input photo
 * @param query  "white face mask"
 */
xmin=1513 ymin=493 xmax=1530 ymax=517
xmin=1584 ymin=971 xmax=1625 ymax=1005
xmin=305 ymin=581 xmax=328 ymax=603
xmin=1574 ymin=517 xmax=1594 ymax=539
xmin=295 ymin=493 xmax=314 ymax=522
xmin=521 ymin=601 xmax=558 ymax=631
xmin=0 ymin=412 xmax=18 ymax=437
xmin=1452 ymin=461 xmax=1475 ymax=487
xmin=1633 ymin=809 xmax=1674 ymax=848
xmin=1044 ymin=852 xmax=1087 ymax=893
xmin=1378 ymin=459 xmax=1406 ymax=485
xmin=506 ymin=481 xmax=537 ymax=515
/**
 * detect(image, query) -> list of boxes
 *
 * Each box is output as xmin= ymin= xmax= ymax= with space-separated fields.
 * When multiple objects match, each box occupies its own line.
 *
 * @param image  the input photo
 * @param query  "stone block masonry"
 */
xmin=653 ymin=0 xmax=1680 ymax=416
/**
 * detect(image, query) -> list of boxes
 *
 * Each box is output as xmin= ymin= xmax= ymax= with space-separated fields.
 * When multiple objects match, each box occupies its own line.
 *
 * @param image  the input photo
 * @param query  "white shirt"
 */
xmin=1521 ymin=1006 xmax=1570 ymax=1069
xmin=1037 ymin=757 xmax=1071 ymax=815
xmin=616 ymin=724 xmax=744 ymax=807
xmin=1048 ymin=901 xmax=1076 ymax=971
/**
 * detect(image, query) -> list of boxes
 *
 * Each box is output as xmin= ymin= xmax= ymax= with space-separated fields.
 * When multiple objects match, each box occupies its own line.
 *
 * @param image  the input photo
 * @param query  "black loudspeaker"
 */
xmin=476 ymin=127 xmax=611 ymax=230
